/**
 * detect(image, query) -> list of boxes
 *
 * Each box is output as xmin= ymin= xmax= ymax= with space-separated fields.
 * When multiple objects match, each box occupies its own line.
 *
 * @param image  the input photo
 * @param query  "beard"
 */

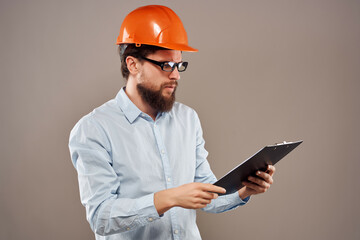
xmin=137 ymin=81 xmax=177 ymax=112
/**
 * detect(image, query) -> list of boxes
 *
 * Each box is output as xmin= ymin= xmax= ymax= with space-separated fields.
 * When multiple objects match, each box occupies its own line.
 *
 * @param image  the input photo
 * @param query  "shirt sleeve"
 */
xmin=192 ymin=111 xmax=250 ymax=213
xmin=69 ymin=115 xmax=161 ymax=236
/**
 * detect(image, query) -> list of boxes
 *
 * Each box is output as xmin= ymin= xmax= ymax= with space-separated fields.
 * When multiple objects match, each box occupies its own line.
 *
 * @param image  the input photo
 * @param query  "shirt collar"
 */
xmin=116 ymin=87 xmax=172 ymax=123
xmin=116 ymin=87 xmax=142 ymax=123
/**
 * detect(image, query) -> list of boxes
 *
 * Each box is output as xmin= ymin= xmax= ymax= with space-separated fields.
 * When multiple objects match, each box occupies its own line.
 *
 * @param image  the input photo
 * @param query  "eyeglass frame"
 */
xmin=140 ymin=56 xmax=188 ymax=72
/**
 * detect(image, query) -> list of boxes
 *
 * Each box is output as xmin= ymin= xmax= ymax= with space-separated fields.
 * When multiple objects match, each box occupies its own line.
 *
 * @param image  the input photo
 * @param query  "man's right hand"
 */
xmin=154 ymin=183 xmax=226 ymax=215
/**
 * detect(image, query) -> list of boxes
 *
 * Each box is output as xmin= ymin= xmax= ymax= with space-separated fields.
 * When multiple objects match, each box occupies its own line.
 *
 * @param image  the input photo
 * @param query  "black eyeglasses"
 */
xmin=140 ymin=56 xmax=188 ymax=72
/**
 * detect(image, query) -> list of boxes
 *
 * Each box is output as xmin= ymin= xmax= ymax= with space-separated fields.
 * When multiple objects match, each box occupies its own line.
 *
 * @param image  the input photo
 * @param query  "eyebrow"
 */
xmin=142 ymin=57 xmax=183 ymax=63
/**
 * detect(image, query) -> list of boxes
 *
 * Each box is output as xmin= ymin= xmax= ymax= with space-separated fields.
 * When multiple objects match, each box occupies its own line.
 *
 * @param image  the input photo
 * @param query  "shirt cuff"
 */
xmin=110 ymin=193 xmax=162 ymax=224
xmin=225 ymin=191 xmax=250 ymax=207
xmin=134 ymin=193 xmax=163 ymax=224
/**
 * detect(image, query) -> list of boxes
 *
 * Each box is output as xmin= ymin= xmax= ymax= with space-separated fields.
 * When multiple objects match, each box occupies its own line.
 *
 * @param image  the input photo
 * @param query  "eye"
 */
xmin=163 ymin=62 xmax=175 ymax=71
xmin=178 ymin=62 xmax=188 ymax=72
xmin=177 ymin=62 xmax=185 ymax=72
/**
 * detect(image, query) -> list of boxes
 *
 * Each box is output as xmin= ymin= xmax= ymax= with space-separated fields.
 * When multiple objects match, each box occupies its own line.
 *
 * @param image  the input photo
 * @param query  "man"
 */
xmin=69 ymin=5 xmax=275 ymax=240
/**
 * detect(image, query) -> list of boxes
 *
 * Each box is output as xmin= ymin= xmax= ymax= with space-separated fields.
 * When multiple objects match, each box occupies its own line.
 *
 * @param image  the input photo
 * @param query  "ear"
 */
xmin=126 ymin=56 xmax=141 ymax=75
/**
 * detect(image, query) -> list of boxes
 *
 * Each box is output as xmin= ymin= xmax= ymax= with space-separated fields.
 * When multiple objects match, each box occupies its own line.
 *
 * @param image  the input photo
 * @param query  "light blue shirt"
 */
xmin=69 ymin=87 xmax=249 ymax=240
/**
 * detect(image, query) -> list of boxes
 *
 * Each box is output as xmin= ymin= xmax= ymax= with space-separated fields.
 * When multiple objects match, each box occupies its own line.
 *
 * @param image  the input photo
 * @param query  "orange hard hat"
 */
xmin=116 ymin=5 xmax=198 ymax=52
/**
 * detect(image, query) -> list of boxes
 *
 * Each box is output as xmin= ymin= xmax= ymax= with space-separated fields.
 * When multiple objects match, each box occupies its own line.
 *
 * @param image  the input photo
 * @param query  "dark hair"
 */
xmin=119 ymin=44 xmax=168 ymax=80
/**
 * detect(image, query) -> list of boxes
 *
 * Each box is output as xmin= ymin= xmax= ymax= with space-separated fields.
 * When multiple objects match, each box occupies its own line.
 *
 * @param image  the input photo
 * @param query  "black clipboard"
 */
xmin=213 ymin=140 xmax=303 ymax=195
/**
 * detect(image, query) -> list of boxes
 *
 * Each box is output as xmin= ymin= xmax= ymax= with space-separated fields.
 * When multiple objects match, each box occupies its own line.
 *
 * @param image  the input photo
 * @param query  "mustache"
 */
xmin=162 ymin=81 xmax=178 ymax=88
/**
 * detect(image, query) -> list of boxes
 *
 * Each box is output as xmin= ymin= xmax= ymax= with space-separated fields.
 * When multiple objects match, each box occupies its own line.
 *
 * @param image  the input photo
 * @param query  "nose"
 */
xmin=169 ymin=67 xmax=180 ymax=81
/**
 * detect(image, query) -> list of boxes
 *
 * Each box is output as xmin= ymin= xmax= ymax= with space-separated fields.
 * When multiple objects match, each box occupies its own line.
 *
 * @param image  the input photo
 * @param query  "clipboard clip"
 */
xmin=275 ymin=141 xmax=293 ymax=145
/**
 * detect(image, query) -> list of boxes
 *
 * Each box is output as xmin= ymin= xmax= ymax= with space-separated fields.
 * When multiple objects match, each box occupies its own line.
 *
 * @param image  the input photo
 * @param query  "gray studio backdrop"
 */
xmin=1 ymin=0 xmax=359 ymax=240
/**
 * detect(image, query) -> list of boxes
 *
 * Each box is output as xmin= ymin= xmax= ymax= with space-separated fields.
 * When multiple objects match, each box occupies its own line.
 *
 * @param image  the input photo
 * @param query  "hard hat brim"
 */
xmin=116 ymin=41 xmax=198 ymax=52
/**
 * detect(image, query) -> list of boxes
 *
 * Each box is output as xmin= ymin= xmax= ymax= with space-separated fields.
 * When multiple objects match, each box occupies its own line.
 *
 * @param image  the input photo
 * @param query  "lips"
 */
xmin=163 ymin=82 xmax=177 ymax=89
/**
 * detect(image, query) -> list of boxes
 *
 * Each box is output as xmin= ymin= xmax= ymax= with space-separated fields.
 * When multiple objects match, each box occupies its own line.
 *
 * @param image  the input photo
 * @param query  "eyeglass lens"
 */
xmin=163 ymin=62 xmax=187 ymax=72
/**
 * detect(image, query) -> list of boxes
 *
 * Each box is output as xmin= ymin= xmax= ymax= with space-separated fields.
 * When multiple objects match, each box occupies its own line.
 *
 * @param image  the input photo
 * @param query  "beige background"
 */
xmin=1 ymin=0 xmax=359 ymax=239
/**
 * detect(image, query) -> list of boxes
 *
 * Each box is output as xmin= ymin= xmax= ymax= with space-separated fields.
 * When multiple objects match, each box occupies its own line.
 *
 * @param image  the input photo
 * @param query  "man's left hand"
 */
xmin=238 ymin=165 xmax=275 ymax=200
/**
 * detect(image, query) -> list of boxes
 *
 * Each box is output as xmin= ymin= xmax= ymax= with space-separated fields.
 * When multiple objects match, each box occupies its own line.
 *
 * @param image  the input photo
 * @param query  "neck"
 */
xmin=125 ymin=80 xmax=158 ymax=120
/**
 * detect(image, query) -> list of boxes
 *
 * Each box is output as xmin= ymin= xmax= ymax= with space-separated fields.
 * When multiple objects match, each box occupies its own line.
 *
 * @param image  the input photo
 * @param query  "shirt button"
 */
xmin=161 ymin=150 xmax=165 ymax=154
xmin=126 ymin=227 xmax=130 ymax=231
xmin=167 ymin=177 xmax=171 ymax=182
xmin=174 ymin=230 xmax=179 ymax=234
xmin=148 ymin=217 xmax=153 ymax=222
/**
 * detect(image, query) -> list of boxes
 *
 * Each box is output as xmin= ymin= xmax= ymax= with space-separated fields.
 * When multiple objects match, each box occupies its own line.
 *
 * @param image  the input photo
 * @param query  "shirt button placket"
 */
xmin=153 ymin=121 xmax=179 ymax=239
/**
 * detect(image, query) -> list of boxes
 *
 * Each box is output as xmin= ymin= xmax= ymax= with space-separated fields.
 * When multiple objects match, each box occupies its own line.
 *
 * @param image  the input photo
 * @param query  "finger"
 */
xmin=204 ymin=184 xmax=226 ymax=194
xmin=189 ymin=200 xmax=211 ymax=209
xmin=255 ymin=171 xmax=274 ymax=184
xmin=243 ymin=181 xmax=268 ymax=193
xmin=248 ymin=176 xmax=271 ymax=188
xmin=195 ymin=203 xmax=210 ymax=209
xmin=195 ymin=198 xmax=212 ymax=205
xmin=200 ymin=191 xmax=218 ymax=200
xmin=211 ymin=193 xmax=219 ymax=199
xmin=266 ymin=165 xmax=276 ymax=176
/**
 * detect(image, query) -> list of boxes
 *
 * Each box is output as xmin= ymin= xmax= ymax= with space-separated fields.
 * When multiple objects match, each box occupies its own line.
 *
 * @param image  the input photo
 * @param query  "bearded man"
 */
xmin=69 ymin=5 xmax=275 ymax=240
